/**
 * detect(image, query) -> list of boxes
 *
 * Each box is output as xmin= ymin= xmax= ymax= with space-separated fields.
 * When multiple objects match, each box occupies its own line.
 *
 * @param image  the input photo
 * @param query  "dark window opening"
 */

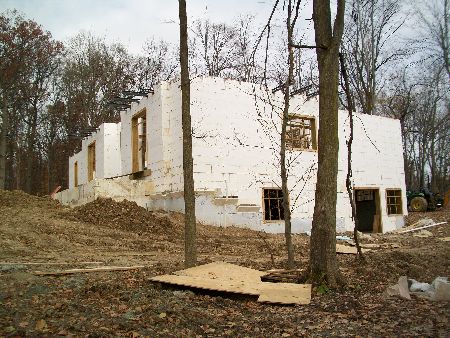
xmin=263 ymin=188 xmax=284 ymax=221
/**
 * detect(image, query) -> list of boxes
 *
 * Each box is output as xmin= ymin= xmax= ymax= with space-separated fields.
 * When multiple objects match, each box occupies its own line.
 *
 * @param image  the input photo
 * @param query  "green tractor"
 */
xmin=407 ymin=188 xmax=444 ymax=212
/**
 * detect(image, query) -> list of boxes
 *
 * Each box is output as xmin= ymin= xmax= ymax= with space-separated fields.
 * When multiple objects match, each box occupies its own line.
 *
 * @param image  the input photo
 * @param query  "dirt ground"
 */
xmin=0 ymin=190 xmax=449 ymax=337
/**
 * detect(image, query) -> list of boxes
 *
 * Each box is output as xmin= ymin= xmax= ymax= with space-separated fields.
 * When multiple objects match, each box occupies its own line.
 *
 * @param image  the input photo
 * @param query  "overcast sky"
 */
xmin=0 ymin=0 xmax=287 ymax=54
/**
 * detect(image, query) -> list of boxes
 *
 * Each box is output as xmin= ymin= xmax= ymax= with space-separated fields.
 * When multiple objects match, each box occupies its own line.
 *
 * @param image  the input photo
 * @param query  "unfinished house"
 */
xmin=57 ymin=77 xmax=408 ymax=233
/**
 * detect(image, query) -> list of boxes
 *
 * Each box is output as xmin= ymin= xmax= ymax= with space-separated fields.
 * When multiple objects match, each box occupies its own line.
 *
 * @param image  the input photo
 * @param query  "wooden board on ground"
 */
xmin=174 ymin=261 xmax=265 ymax=281
xmin=150 ymin=262 xmax=311 ymax=305
xmin=258 ymin=283 xmax=311 ymax=305
xmin=336 ymin=244 xmax=370 ymax=254
xmin=34 ymin=265 xmax=145 ymax=276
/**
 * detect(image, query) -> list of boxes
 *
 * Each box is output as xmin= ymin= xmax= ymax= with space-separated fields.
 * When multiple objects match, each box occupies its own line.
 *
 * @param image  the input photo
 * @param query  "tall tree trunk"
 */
xmin=339 ymin=52 xmax=363 ymax=259
xmin=0 ymin=96 xmax=8 ymax=190
xmin=280 ymin=0 xmax=295 ymax=269
xmin=25 ymin=116 xmax=38 ymax=194
xmin=179 ymin=0 xmax=197 ymax=268
xmin=309 ymin=0 xmax=346 ymax=287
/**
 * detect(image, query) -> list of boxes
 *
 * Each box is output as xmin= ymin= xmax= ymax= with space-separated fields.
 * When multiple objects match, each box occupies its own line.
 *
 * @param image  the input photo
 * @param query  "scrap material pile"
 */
xmin=151 ymin=261 xmax=311 ymax=305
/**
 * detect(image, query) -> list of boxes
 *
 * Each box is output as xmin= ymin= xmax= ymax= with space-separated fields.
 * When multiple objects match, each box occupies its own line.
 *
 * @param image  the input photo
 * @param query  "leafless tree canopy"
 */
xmin=0 ymin=1 xmax=448 ymax=198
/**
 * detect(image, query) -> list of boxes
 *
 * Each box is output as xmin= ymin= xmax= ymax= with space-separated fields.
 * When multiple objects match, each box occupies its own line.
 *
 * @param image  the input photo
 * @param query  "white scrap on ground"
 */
xmin=384 ymin=276 xmax=450 ymax=301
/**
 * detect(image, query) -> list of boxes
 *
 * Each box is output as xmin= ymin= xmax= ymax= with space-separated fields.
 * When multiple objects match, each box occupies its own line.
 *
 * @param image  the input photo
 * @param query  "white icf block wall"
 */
xmin=117 ymin=77 xmax=406 ymax=233
xmin=68 ymin=123 xmax=122 ymax=188
xmin=185 ymin=77 xmax=406 ymax=233
xmin=71 ymin=76 xmax=407 ymax=233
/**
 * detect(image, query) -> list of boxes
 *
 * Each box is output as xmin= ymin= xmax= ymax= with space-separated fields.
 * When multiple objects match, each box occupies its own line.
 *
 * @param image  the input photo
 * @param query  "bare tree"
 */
xmin=308 ymin=0 xmax=346 ymax=286
xmin=61 ymin=32 xmax=134 ymax=129
xmin=279 ymin=0 xmax=301 ymax=269
xmin=416 ymin=0 xmax=450 ymax=80
xmin=233 ymin=15 xmax=259 ymax=82
xmin=343 ymin=0 xmax=407 ymax=115
xmin=179 ymin=0 xmax=197 ymax=268
xmin=191 ymin=19 xmax=237 ymax=77
xmin=133 ymin=38 xmax=178 ymax=89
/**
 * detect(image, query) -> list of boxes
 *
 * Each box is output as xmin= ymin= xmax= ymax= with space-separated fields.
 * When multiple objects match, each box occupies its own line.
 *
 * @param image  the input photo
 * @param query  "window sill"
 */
xmin=287 ymin=148 xmax=317 ymax=152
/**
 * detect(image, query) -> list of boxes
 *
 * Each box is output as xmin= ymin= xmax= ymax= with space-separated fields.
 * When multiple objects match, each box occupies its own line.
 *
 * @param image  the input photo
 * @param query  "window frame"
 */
xmin=87 ymin=141 xmax=96 ymax=182
xmin=74 ymin=161 xmax=78 ymax=187
xmin=385 ymin=189 xmax=403 ymax=216
xmin=286 ymin=114 xmax=317 ymax=151
xmin=132 ymin=108 xmax=147 ymax=173
xmin=262 ymin=188 xmax=285 ymax=222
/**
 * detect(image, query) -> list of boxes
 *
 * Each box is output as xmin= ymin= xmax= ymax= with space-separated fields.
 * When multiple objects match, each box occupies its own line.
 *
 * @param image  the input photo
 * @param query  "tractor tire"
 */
xmin=410 ymin=196 xmax=428 ymax=212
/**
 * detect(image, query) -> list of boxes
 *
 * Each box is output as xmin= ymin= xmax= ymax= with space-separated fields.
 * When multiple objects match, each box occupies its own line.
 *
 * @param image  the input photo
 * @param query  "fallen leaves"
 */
xmin=0 ymin=190 xmax=449 ymax=337
xmin=35 ymin=319 xmax=48 ymax=331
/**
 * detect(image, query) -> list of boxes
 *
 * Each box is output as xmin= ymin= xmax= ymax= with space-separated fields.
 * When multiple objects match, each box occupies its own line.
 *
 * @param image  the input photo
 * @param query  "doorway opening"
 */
xmin=354 ymin=188 xmax=381 ymax=233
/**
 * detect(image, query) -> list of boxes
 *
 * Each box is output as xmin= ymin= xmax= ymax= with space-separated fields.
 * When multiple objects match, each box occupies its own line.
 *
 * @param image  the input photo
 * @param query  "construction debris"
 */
xmin=260 ymin=269 xmax=303 ymax=283
xmin=384 ymin=276 xmax=450 ymax=301
xmin=383 ymin=276 xmax=411 ymax=300
xmin=150 ymin=262 xmax=311 ymax=305
xmin=413 ymin=230 xmax=433 ymax=238
xmin=34 ymin=265 xmax=145 ymax=276
xmin=0 ymin=261 xmax=103 ymax=265
xmin=399 ymin=221 xmax=447 ymax=234
xmin=336 ymin=243 xmax=370 ymax=254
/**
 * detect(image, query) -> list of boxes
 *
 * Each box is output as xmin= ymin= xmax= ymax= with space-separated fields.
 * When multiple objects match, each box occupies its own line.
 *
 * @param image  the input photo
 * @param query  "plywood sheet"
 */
xmin=151 ymin=275 xmax=262 ymax=295
xmin=150 ymin=262 xmax=311 ymax=305
xmin=174 ymin=261 xmax=265 ymax=282
xmin=258 ymin=283 xmax=311 ymax=305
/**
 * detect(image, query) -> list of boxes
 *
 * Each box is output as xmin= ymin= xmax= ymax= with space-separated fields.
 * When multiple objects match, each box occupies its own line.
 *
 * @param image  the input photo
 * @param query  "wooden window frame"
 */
xmin=386 ymin=189 xmax=402 ymax=215
xmin=286 ymin=115 xmax=317 ymax=151
xmin=262 ymin=188 xmax=285 ymax=222
xmin=74 ymin=161 xmax=78 ymax=187
xmin=132 ymin=109 xmax=147 ymax=173
xmin=87 ymin=141 xmax=96 ymax=182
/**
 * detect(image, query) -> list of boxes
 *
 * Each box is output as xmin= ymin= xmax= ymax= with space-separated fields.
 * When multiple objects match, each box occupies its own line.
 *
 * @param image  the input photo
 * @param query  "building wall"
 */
xmin=65 ymin=76 xmax=407 ymax=233
xmin=102 ymin=123 xmax=122 ymax=178
xmin=68 ymin=123 xmax=121 ymax=188
xmin=174 ymin=77 xmax=406 ymax=233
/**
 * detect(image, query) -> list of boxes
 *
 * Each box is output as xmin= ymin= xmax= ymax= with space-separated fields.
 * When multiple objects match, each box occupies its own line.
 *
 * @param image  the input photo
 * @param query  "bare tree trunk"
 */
xmin=339 ymin=52 xmax=364 ymax=259
xmin=309 ymin=0 xmax=346 ymax=287
xmin=179 ymin=0 xmax=197 ymax=268
xmin=0 ymin=96 xmax=8 ymax=190
xmin=281 ymin=0 xmax=295 ymax=269
xmin=25 ymin=108 xmax=38 ymax=194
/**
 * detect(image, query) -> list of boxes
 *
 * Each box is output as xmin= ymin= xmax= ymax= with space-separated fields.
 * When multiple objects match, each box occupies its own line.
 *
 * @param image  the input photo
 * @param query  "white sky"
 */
xmin=0 ymin=0 xmax=292 ymax=54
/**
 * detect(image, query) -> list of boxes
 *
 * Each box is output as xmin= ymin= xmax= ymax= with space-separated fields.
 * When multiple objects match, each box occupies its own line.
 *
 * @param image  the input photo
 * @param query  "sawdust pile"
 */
xmin=72 ymin=198 xmax=181 ymax=236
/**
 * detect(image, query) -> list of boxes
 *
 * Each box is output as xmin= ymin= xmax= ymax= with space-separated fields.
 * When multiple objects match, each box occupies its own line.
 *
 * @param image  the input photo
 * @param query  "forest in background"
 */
xmin=0 ymin=0 xmax=448 ymax=195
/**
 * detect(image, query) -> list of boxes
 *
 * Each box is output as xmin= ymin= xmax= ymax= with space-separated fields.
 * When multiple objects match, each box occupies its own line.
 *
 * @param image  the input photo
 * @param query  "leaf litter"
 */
xmin=0 ymin=189 xmax=449 ymax=336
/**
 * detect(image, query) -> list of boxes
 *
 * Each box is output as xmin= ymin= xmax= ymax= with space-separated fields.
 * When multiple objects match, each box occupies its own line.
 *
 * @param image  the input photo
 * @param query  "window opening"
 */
xmin=386 ymin=189 xmax=402 ymax=215
xmin=88 ymin=142 xmax=96 ymax=181
xmin=74 ymin=161 xmax=78 ymax=187
xmin=286 ymin=115 xmax=317 ymax=150
xmin=132 ymin=110 xmax=147 ymax=172
xmin=263 ymin=188 xmax=284 ymax=221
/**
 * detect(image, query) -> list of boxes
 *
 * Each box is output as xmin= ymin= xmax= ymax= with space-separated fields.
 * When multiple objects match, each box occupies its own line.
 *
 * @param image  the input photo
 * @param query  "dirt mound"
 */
xmin=72 ymin=198 xmax=180 ymax=235
xmin=0 ymin=189 xmax=59 ymax=209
